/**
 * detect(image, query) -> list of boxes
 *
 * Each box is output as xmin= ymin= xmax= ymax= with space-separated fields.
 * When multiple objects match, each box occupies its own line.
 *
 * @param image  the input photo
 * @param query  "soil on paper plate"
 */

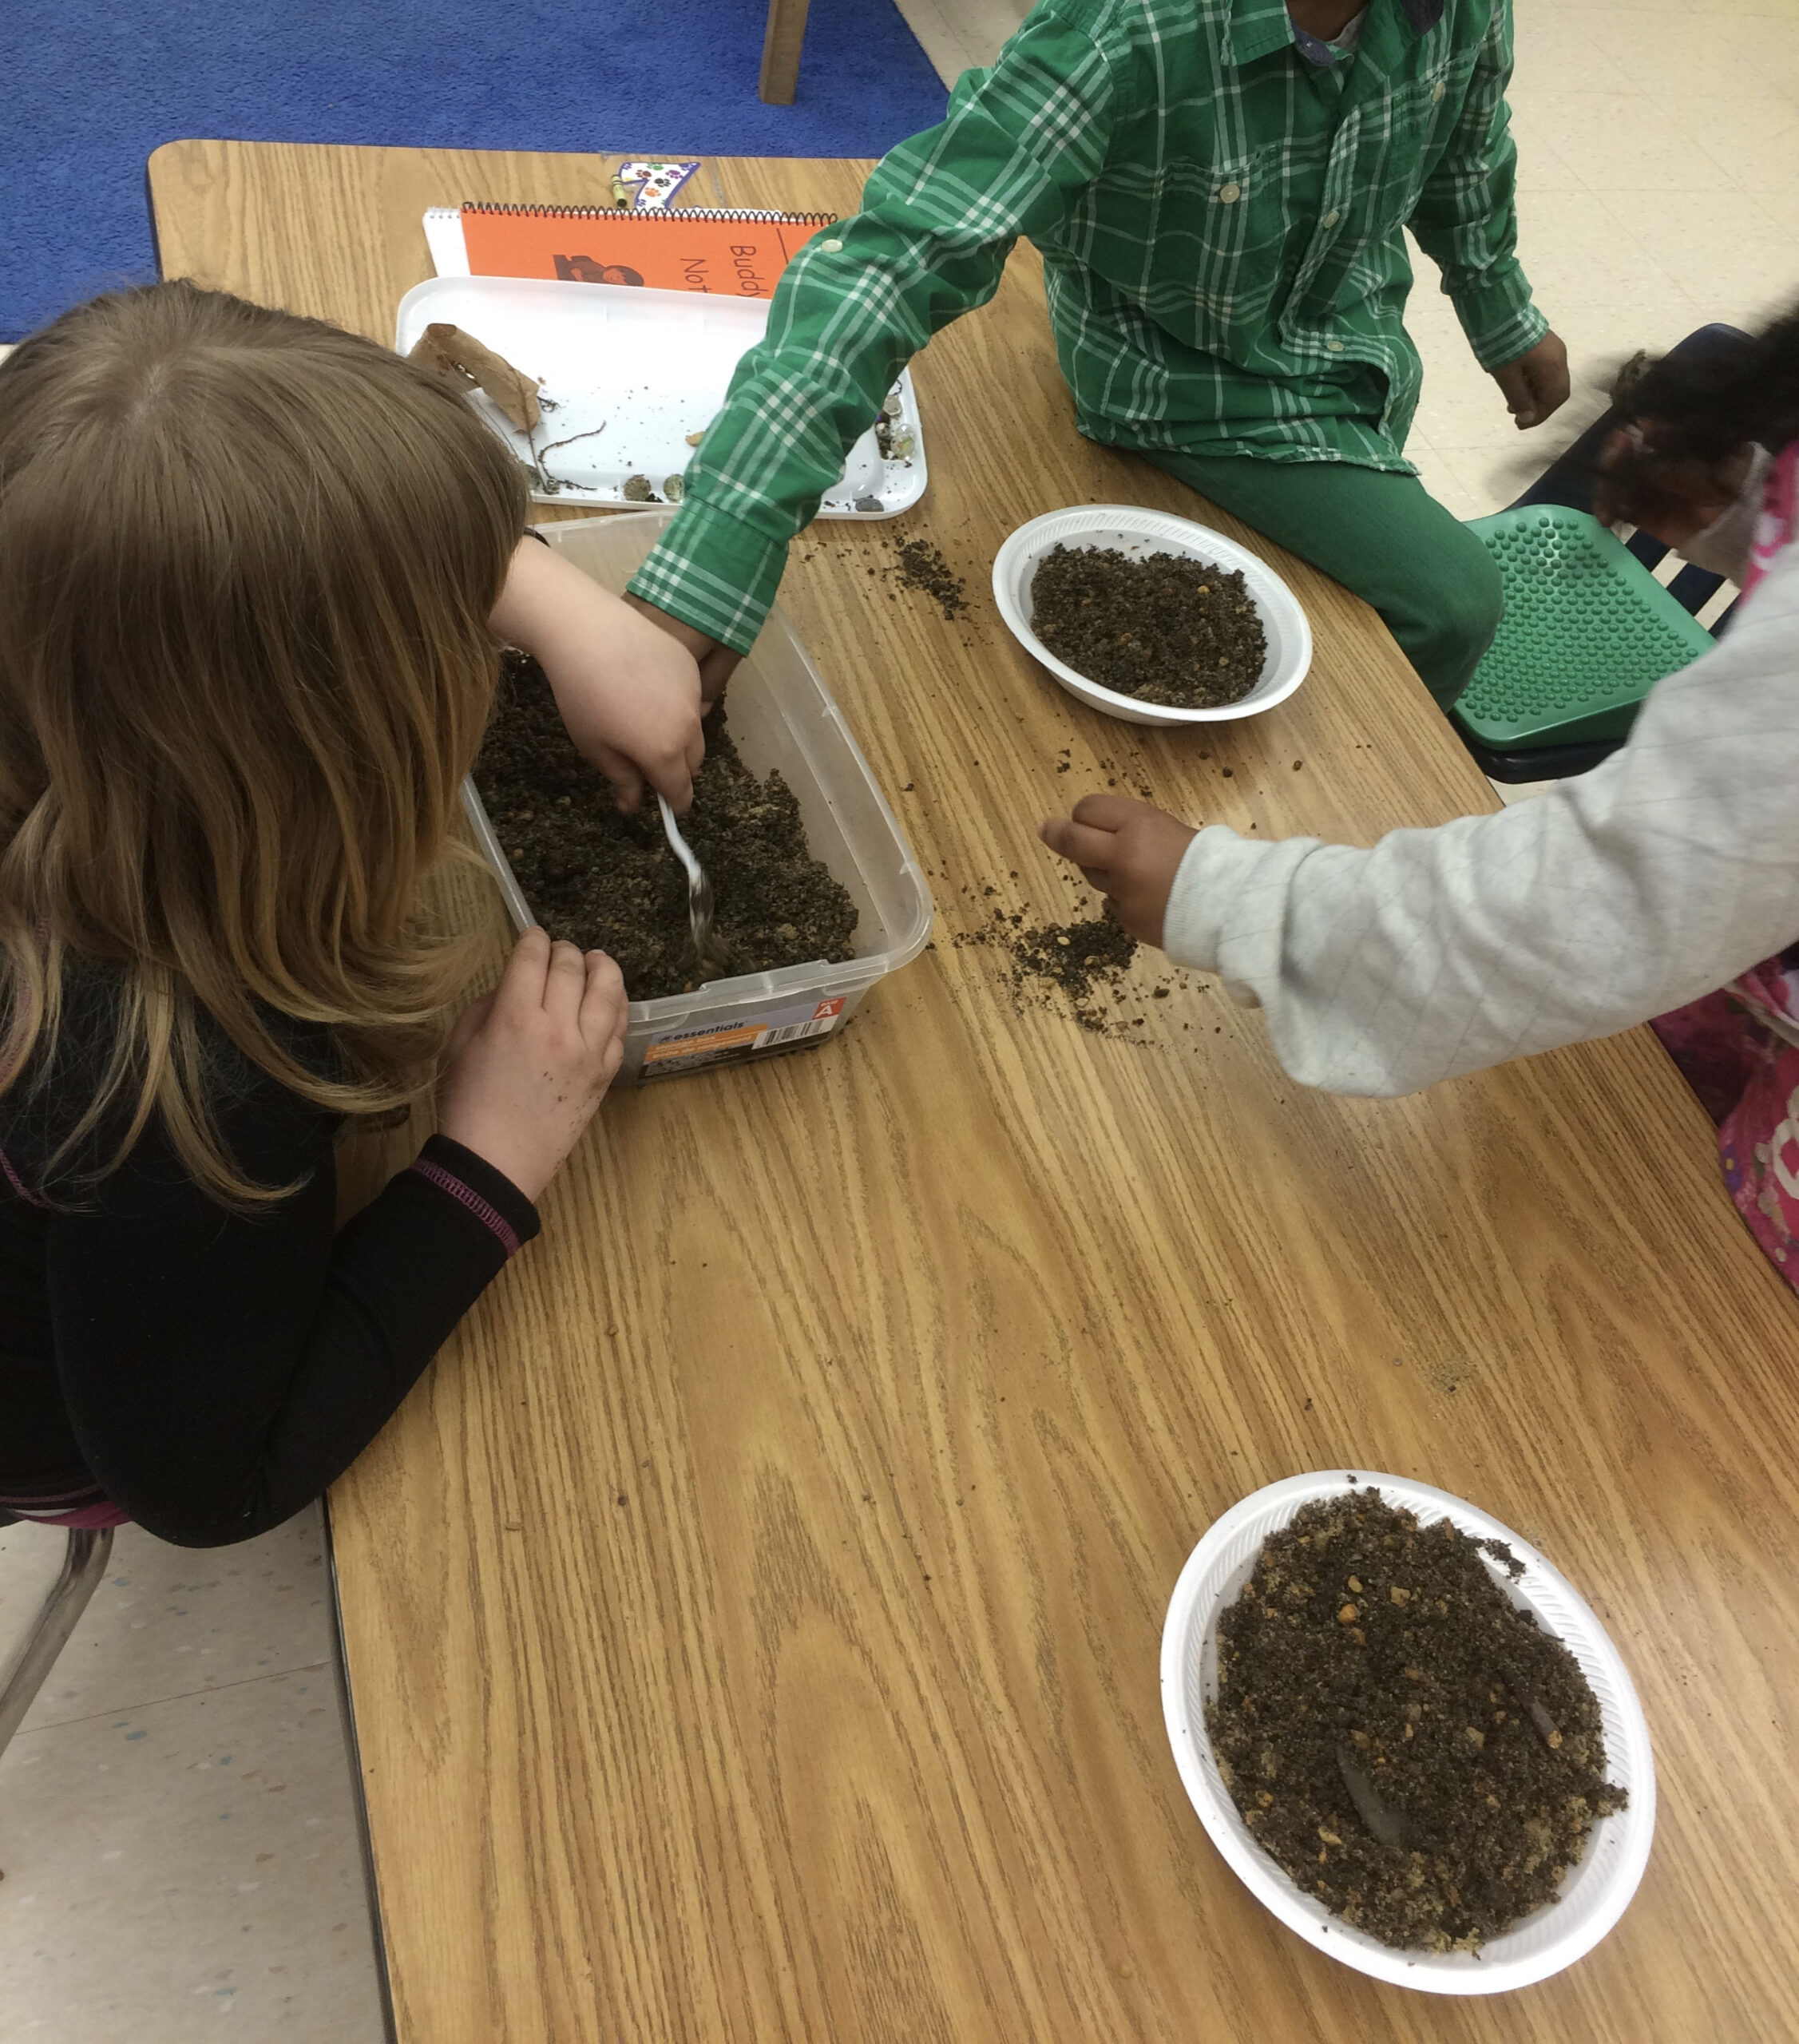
xmin=1030 ymin=545 xmax=1266 ymax=707
xmin=1205 ymin=1489 xmax=1628 ymax=1953
xmin=474 ymin=655 xmax=858 ymax=1000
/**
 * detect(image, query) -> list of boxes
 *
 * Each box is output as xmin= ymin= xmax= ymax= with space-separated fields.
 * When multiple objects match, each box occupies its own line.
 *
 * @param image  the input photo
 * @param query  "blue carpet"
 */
xmin=1 ymin=0 xmax=949 ymax=340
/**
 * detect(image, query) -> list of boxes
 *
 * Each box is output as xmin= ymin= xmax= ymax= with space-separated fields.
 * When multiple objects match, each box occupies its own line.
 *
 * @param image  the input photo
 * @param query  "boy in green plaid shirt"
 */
xmin=627 ymin=0 xmax=1568 ymax=708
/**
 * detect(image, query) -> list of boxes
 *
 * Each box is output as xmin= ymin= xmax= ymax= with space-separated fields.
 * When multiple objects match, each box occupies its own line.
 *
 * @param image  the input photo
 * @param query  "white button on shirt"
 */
xmin=1323 ymin=208 xmax=1341 ymax=228
xmin=1219 ymin=182 xmax=1242 ymax=203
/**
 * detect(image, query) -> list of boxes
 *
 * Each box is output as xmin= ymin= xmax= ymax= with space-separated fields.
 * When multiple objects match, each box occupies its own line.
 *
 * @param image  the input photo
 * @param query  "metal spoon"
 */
xmin=656 ymin=794 xmax=727 ymax=980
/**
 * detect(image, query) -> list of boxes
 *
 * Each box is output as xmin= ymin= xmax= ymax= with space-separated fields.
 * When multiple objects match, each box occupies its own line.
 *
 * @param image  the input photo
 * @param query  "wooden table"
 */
xmin=148 ymin=141 xmax=1799 ymax=2044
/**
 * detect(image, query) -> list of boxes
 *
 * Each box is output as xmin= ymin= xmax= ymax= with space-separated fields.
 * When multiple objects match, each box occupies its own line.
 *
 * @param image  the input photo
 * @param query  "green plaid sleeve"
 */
xmin=1408 ymin=6 xmax=1546 ymax=373
xmin=628 ymin=0 xmax=1123 ymax=652
xmin=627 ymin=499 xmax=787 ymax=652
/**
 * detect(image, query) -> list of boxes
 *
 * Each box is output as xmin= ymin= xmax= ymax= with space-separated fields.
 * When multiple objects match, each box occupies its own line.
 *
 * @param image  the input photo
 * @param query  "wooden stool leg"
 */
xmin=759 ymin=0 xmax=812 ymax=105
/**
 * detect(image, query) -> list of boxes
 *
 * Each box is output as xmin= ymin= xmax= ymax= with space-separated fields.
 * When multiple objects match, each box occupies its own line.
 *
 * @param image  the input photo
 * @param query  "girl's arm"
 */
xmin=492 ymin=535 xmax=705 ymax=812
xmin=1043 ymin=542 xmax=1799 ymax=1098
xmin=46 ymin=933 xmax=625 ymax=1547
xmin=46 ymin=1099 xmax=530 ymax=1547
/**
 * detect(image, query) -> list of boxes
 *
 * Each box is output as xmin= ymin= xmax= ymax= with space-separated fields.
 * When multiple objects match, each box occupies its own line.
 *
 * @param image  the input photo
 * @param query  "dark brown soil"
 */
xmin=1030 ymin=545 xmax=1266 ymax=707
xmin=1011 ymin=916 xmax=1136 ymax=1007
xmin=888 ymin=538 xmax=966 ymax=619
xmin=1206 ymin=1491 xmax=1627 ymax=1952
xmin=954 ymin=910 xmax=1139 ymax=1032
xmin=474 ymin=655 xmax=858 ymax=1000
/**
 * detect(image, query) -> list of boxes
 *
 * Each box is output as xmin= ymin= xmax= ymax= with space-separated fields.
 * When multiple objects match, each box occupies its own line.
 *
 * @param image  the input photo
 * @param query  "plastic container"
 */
xmin=1160 ymin=1470 xmax=1655 ymax=1995
xmin=1452 ymin=507 xmax=1717 ymax=751
xmin=466 ymin=512 xmax=933 ymax=1084
xmin=991 ymin=505 xmax=1312 ymax=728
xmin=395 ymin=275 xmax=926 ymax=519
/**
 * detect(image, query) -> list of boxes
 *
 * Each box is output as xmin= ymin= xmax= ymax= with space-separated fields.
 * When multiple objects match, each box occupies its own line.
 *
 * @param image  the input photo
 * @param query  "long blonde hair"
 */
xmin=0 ymin=282 xmax=527 ymax=1202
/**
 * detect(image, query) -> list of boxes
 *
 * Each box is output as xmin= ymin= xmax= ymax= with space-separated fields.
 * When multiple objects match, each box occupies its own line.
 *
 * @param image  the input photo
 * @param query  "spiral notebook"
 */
xmin=423 ymin=202 xmax=837 ymax=297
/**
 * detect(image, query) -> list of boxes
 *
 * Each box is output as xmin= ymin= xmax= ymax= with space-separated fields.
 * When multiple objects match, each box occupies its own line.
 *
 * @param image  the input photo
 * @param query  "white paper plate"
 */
xmin=1160 ymin=1471 xmax=1655 ymax=1994
xmin=992 ymin=505 xmax=1311 ymax=727
xmin=394 ymin=274 xmax=925 ymax=518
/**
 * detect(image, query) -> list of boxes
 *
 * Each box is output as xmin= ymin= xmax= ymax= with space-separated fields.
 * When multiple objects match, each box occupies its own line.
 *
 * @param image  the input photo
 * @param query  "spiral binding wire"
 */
xmin=461 ymin=202 xmax=837 ymax=224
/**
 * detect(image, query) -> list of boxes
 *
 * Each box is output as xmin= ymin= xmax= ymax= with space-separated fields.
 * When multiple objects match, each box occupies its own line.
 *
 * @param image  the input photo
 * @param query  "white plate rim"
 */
xmin=1159 ymin=1470 xmax=1657 ymax=1995
xmin=991 ymin=505 xmax=1313 ymax=726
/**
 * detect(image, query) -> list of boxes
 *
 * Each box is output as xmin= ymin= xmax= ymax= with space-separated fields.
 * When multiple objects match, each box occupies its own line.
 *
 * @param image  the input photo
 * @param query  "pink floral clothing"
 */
xmin=1650 ymin=440 xmax=1799 ymax=1285
xmin=1745 ymin=439 xmax=1799 ymax=592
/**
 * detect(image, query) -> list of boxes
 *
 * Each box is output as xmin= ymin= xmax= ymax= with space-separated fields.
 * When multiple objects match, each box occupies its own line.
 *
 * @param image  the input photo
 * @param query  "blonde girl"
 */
xmin=0 ymin=282 xmax=700 ymax=1543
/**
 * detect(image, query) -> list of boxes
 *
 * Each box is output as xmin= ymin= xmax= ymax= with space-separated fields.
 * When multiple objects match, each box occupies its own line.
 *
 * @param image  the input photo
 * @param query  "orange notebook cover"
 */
xmin=458 ymin=203 xmax=835 ymax=299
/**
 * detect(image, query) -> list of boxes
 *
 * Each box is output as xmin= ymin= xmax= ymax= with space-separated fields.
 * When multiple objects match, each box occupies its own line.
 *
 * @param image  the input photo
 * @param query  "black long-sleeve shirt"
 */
xmin=0 ymin=995 xmax=538 ymax=1547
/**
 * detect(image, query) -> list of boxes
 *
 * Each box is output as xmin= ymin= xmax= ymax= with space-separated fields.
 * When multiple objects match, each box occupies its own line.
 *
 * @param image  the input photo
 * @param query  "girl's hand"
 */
xmin=490 ymin=537 xmax=704 ymax=813
xmin=1037 ymin=794 xmax=1197 ymax=949
xmin=437 ymin=929 xmax=628 ymax=1203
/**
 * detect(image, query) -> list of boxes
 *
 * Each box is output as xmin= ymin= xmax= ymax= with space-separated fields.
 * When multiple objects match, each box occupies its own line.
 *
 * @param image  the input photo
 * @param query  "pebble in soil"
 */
xmin=1030 ymin=545 xmax=1266 ymax=707
xmin=474 ymin=654 xmax=858 ymax=1000
xmin=1206 ymin=1491 xmax=1628 ymax=1953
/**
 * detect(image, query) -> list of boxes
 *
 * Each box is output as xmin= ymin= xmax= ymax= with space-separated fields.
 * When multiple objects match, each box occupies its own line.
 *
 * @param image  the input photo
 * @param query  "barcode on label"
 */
xmin=754 ymin=1016 xmax=839 ymax=1049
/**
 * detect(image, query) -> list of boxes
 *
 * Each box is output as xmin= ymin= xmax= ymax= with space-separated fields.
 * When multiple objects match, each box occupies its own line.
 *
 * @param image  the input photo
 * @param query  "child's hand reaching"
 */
xmin=1037 ymin=794 xmax=1197 ymax=948
xmin=437 ymin=929 xmax=628 ymax=1203
xmin=490 ymin=537 xmax=704 ymax=813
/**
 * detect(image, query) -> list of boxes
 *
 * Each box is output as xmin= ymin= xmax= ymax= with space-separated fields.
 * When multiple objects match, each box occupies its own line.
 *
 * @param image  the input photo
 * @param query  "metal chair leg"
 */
xmin=0 ymin=1527 xmax=115 ymax=1761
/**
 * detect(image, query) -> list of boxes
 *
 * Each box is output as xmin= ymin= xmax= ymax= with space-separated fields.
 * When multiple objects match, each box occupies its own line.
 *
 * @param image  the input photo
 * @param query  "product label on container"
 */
xmin=643 ymin=996 xmax=847 ymax=1075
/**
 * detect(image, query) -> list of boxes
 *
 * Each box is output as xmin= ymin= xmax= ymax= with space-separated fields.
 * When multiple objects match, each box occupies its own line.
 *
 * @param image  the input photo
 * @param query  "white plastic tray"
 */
xmin=1160 ymin=1471 xmax=1655 ymax=1994
xmin=395 ymin=274 xmax=926 ymax=518
xmin=992 ymin=505 xmax=1311 ymax=727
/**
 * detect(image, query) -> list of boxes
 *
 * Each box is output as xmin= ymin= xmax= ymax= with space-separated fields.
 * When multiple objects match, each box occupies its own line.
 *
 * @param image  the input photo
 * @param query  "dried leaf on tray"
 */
xmin=407 ymin=322 xmax=541 ymax=433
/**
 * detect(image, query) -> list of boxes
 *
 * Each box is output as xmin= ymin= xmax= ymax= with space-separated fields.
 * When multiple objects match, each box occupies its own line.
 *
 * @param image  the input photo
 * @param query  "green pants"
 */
xmin=1143 ymin=450 xmax=1503 ymax=709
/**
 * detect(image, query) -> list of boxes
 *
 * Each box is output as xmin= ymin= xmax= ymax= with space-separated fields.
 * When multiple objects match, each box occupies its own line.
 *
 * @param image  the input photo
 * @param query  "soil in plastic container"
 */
xmin=1205 ymin=1489 xmax=1628 ymax=1952
xmin=474 ymin=654 xmax=858 ymax=1000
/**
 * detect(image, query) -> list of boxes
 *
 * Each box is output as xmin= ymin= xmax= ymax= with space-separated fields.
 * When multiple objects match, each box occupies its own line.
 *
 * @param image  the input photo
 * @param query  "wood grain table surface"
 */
xmin=147 ymin=141 xmax=1799 ymax=2044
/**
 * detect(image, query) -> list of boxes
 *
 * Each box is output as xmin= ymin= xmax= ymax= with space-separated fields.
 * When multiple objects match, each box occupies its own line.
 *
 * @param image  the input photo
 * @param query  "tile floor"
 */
xmin=2 ymin=1 xmax=1793 ymax=2034
xmin=0 ymin=1509 xmax=382 ymax=2041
